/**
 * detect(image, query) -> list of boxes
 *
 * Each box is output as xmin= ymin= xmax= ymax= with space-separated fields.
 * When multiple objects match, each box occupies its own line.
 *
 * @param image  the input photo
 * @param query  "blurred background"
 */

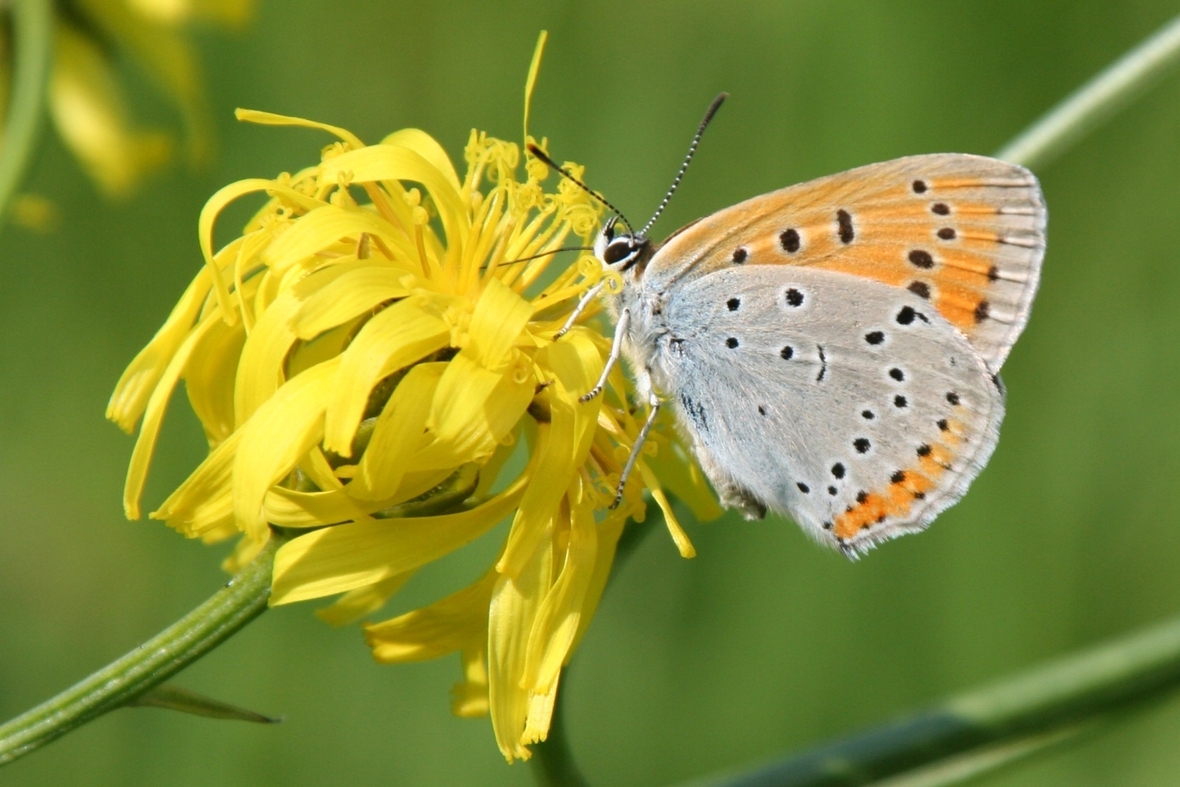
xmin=2 ymin=2 xmax=1180 ymax=785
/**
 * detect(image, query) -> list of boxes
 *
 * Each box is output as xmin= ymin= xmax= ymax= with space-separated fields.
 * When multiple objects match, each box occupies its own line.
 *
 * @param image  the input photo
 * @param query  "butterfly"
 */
xmin=536 ymin=94 xmax=1045 ymax=556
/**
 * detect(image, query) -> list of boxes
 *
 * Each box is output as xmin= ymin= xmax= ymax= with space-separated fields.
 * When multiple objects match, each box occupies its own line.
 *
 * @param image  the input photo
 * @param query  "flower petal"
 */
xmin=260 ymin=204 xmax=416 ymax=276
xmin=122 ymin=314 xmax=220 ymax=518
xmin=270 ymin=474 xmax=528 ymax=605
xmin=497 ymin=333 xmax=602 ymax=576
xmin=233 ymin=359 xmax=340 ymax=541
xmin=184 ymin=316 xmax=245 ymax=446
xmin=152 ymin=431 xmax=241 ymax=537
xmin=322 ymin=298 xmax=451 ymax=455
xmin=364 ymin=570 xmax=496 ymax=662
xmin=453 ymin=646 xmax=490 ymax=718
xmin=108 ymin=262 xmax=215 ymax=432
xmin=316 ymin=570 xmax=416 ymax=628
xmin=416 ymin=354 xmax=534 ymax=471
xmin=290 ymin=263 xmax=412 ymax=340
xmin=380 ymin=129 xmax=462 ymax=193
xmin=520 ymin=476 xmax=597 ymax=695
xmin=318 ymin=145 xmax=469 ymax=269
xmin=351 ymin=363 xmax=444 ymax=501
xmin=488 ymin=530 xmax=552 ymax=762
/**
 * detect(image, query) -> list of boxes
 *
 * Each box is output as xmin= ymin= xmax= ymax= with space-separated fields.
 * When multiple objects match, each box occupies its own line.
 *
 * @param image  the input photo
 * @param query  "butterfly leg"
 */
xmin=554 ymin=281 xmax=606 ymax=340
xmin=579 ymin=306 xmax=629 ymax=403
xmin=610 ymin=389 xmax=660 ymax=509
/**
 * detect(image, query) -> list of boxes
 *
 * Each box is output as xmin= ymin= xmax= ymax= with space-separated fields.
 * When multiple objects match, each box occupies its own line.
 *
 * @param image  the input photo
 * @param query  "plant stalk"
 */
xmin=0 ymin=0 xmax=53 ymax=224
xmin=0 ymin=538 xmax=279 ymax=764
xmin=997 ymin=13 xmax=1180 ymax=169
xmin=681 ymin=615 xmax=1180 ymax=787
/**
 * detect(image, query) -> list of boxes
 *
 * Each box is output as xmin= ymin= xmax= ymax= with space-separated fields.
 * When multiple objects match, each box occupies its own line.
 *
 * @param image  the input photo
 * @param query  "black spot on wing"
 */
xmin=909 ymin=250 xmax=934 ymax=269
xmin=780 ymin=229 xmax=800 ymax=253
xmin=836 ymin=209 xmax=855 ymax=243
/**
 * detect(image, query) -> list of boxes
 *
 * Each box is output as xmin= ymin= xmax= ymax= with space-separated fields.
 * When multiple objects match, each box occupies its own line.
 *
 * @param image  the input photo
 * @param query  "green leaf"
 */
xmin=128 ymin=684 xmax=281 ymax=724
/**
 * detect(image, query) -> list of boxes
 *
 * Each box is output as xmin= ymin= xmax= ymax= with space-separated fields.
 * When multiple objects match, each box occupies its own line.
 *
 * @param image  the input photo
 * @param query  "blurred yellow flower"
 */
xmin=1 ymin=0 xmax=252 ymax=198
xmin=107 ymin=68 xmax=720 ymax=755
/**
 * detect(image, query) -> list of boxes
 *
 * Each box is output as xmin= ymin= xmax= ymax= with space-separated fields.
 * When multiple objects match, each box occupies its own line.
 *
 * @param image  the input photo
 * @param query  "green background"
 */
xmin=3 ymin=2 xmax=1180 ymax=785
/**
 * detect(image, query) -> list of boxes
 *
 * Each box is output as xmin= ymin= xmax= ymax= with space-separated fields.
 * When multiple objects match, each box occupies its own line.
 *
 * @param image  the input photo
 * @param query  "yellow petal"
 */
xmin=639 ymin=462 xmax=696 ymax=559
xmin=412 ymin=277 xmax=535 ymax=468
xmin=522 ymin=676 xmax=558 ymax=745
xmin=452 ymin=646 xmax=490 ymax=718
xmin=364 ymin=570 xmax=497 ymax=662
xmin=351 ymin=363 xmax=444 ymax=501
xmin=497 ymin=334 xmax=602 ymax=576
xmin=322 ymin=298 xmax=451 ymax=455
xmin=416 ymin=354 xmax=534 ymax=471
xmin=259 ymin=204 xmax=416 ymax=277
xmin=232 ymin=288 xmax=304 ymax=425
xmin=152 ymin=430 xmax=241 ymax=537
xmin=316 ymin=570 xmax=416 ymax=627
xmin=290 ymin=263 xmax=412 ymax=340
xmin=184 ymin=316 xmax=245 ymax=446
xmin=568 ymin=509 xmax=627 ymax=654
xmin=262 ymin=486 xmax=367 ymax=528
xmin=198 ymin=179 xmax=322 ymax=321
xmin=521 ymin=477 xmax=597 ymax=695
xmin=233 ymin=359 xmax=340 ymax=541
xmin=234 ymin=108 xmax=364 ymax=150
xmin=380 ymin=129 xmax=462 ymax=193
xmin=466 ymin=275 xmax=533 ymax=370
xmin=270 ymin=475 xmax=528 ymax=605
xmin=318 ymin=145 xmax=469 ymax=269
xmin=108 ymin=264 xmax=214 ymax=432
xmin=123 ymin=314 xmax=220 ymax=518
xmin=646 ymin=439 xmax=724 ymax=522
xmin=488 ymin=530 xmax=553 ymax=763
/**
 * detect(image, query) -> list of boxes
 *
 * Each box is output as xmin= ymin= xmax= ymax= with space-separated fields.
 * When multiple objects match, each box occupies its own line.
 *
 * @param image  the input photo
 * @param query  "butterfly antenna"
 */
xmin=638 ymin=92 xmax=727 ymax=238
xmin=481 ymin=245 xmax=594 ymax=271
xmin=526 ymin=143 xmax=634 ymax=232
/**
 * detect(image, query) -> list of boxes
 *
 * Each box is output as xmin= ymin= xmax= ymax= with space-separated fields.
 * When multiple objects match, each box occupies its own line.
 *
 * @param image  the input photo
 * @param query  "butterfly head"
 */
xmin=595 ymin=215 xmax=650 ymax=273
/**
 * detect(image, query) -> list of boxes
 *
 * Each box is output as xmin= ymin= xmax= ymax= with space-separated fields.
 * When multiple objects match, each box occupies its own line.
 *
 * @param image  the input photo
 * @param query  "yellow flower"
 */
xmin=1 ymin=0 xmax=252 ymax=198
xmin=108 ymin=35 xmax=719 ymax=759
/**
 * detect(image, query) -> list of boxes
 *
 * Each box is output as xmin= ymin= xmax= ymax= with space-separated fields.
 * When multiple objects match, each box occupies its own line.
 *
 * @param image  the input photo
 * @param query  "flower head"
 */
xmin=2 ymin=0 xmax=252 ymax=198
xmin=109 ymin=43 xmax=719 ymax=756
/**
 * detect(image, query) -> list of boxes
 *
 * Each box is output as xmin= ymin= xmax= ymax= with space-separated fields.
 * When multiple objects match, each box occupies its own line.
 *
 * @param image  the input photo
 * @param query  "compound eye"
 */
xmin=602 ymin=237 xmax=635 ymax=265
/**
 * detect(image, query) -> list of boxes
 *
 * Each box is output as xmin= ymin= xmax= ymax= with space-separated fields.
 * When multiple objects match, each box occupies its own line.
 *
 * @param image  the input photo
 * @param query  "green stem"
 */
xmin=997 ymin=13 xmax=1180 ymax=169
xmin=0 ymin=0 xmax=53 ymax=224
xmin=0 ymin=537 xmax=279 ymax=765
xmin=682 ymin=615 xmax=1180 ymax=787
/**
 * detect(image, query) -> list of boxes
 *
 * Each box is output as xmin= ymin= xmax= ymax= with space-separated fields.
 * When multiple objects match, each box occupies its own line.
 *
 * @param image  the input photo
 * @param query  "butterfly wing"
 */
xmin=644 ymin=154 xmax=1045 ymax=371
xmin=650 ymin=264 xmax=1003 ymax=555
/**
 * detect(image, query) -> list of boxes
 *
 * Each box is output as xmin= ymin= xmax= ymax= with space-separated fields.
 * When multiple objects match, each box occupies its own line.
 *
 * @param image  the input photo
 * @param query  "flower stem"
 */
xmin=0 ymin=538 xmax=280 ymax=765
xmin=0 ymin=0 xmax=53 ymax=225
xmin=997 ymin=13 xmax=1180 ymax=169
xmin=681 ymin=614 xmax=1180 ymax=787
